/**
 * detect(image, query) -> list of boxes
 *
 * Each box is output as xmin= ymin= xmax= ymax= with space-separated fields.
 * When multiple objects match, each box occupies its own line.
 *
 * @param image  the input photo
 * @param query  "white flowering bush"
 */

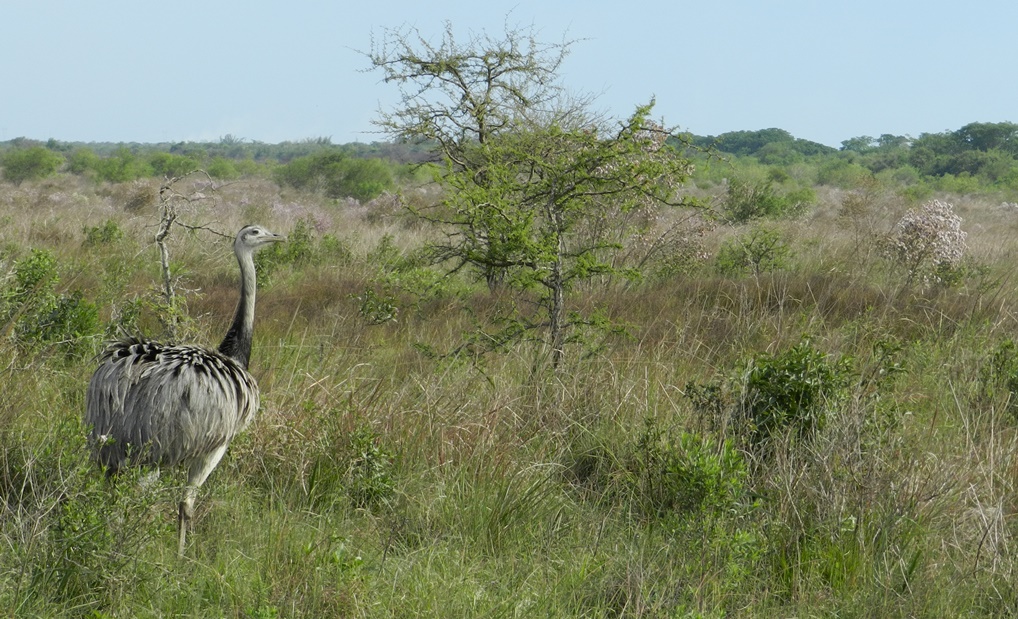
xmin=883 ymin=199 xmax=967 ymax=286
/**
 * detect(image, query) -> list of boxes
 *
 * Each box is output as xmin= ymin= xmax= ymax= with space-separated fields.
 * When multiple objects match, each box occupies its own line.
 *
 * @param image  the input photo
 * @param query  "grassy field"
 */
xmin=4 ymin=171 xmax=1018 ymax=617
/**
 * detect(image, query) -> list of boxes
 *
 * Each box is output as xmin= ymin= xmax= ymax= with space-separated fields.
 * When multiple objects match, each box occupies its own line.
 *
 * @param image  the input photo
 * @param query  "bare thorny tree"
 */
xmin=154 ymin=170 xmax=234 ymax=338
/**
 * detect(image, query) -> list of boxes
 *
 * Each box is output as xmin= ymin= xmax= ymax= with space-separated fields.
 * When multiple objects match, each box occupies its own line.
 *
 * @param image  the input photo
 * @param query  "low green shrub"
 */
xmin=306 ymin=423 xmax=396 ymax=513
xmin=722 ymin=179 xmax=815 ymax=223
xmin=562 ymin=418 xmax=750 ymax=523
xmin=715 ymin=225 xmax=792 ymax=276
xmin=685 ymin=338 xmax=854 ymax=453
xmin=83 ymin=220 xmax=125 ymax=247
xmin=738 ymin=338 xmax=853 ymax=450
xmin=356 ymin=287 xmax=399 ymax=325
xmin=629 ymin=420 xmax=749 ymax=521
xmin=1 ymin=249 xmax=99 ymax=356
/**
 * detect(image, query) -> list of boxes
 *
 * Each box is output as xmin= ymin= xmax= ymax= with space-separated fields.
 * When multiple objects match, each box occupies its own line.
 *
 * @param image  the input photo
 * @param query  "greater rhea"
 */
xmin=85 ymin=224 xmax=284 ymax=556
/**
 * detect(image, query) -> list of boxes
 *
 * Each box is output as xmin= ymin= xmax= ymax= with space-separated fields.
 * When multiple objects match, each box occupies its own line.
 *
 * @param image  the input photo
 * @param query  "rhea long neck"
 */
xmin=217 ymin=245 xmax=257 ymax=369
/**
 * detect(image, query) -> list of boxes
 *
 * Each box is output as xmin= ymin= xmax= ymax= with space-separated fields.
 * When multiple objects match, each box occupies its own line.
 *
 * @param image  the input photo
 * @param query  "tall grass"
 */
xmin=3 ymin=174 xmax=1018 ymax=616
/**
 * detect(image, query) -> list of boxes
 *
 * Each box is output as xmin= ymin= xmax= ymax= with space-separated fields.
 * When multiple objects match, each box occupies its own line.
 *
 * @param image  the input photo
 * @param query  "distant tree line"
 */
xmin=690 ymin=121 xmax=1018 ymax=194
xmin=691 ymin=128 xmax=836 ymax=164
xmin=0 ymin=135 xmax=422 ymax=201
xmin=3 ymin=120 xmax=1018 ymax=197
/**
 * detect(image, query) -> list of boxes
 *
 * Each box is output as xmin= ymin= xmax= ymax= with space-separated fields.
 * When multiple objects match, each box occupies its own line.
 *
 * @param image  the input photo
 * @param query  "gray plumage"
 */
xmin=85 ymin=224 xmax=284 ymax=556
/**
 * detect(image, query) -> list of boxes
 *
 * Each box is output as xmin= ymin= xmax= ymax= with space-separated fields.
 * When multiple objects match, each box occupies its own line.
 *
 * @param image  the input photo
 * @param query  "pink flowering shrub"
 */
xmin=883 ymin=199 xmax=967 ymax=286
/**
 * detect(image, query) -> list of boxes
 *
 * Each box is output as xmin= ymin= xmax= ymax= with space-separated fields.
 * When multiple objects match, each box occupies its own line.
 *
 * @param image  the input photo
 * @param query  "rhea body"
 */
xmin=85 ymin=224 xmax=283 ymax=556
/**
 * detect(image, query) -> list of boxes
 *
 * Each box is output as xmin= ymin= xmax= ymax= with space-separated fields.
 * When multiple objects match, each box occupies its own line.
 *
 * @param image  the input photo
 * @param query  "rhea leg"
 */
xmin=178 ymin=488 xmax=197 ymax=558
xmin=177 ymin=443 xmax=230 ymax=557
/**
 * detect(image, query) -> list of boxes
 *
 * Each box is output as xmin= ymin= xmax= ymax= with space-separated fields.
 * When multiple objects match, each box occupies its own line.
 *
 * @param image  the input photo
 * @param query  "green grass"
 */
xmin=4 ymin=174 xmax=1018 ymax=616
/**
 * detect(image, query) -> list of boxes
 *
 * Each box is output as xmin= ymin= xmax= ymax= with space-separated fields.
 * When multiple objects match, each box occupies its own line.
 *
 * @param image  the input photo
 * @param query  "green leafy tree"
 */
xmin=816 ymin=158 xmax=872 ymax=188
xmin=206 ymin=156 xmax=240 ymax=179
xmin=902 ymin=128 xmax=1018 ymax=179
xmin=274 ymin=151 xmax=393 ymax=201
xmin=93 ymin=147 xmax=152 ymax=183
xmin=368 ymin=20 xmax=578 ymax=290
xmin=708 ymin=128 xmax=797 ymax=156
xmin=1 ymin=146 xmax=64 ymax=184
xmin=701 ymin=128 xmax=835 ymax=158
xmin=877 ymin=134 xmax=911 ymax=150
xmin=148 ymin=152 xmax=199 ymax=178
xmin=370 ymin=24 xmax=695 ymax=369
xmin=338 ymin=158 xmax=395 ymax=201
xmin=953 ymin=121 xmax=1018 ymax=155
xmin=755 ymin=142 xmax=804 ymax=166
xmin=432 ymin=104 xmax=693 ymax=368
xmin=67 ymin=148 xmax=100 ymax=176
xmin=840 ymin=136 xmax=878 ymax=154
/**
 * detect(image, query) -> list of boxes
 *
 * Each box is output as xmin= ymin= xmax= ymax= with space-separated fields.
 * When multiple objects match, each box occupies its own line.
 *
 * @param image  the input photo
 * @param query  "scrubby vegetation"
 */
xmin=3 ymin=22 xmax=1018 ymax=617
xmin=1 ymin=128 xmax=1018 ymax=616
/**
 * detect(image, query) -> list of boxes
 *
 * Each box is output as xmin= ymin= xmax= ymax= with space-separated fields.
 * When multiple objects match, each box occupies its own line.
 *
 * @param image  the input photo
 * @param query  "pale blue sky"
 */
xmin=3 ymin=1 xmax=1015 ymax=147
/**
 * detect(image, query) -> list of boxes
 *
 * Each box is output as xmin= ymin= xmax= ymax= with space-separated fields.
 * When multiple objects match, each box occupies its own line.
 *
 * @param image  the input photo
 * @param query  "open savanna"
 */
xmin=5 ymin=171 xmax=1018 ymax=618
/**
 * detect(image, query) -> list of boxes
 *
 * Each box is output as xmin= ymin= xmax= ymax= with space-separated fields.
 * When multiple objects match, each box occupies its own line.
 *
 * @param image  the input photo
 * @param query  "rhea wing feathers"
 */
xmin=86 ymin=337 xmax=260 ymax=470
